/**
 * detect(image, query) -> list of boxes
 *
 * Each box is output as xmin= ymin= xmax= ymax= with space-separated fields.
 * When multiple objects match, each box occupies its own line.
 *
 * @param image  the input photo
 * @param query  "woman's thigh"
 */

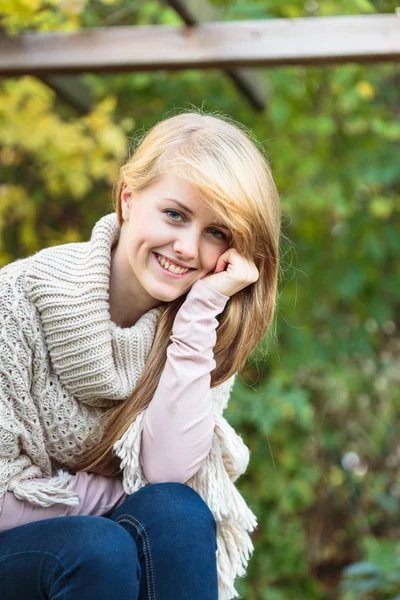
xmin=0 ymin=515 xmax=140 ymax=600
xmin=107 ymin=482 xmax=218 ymax=600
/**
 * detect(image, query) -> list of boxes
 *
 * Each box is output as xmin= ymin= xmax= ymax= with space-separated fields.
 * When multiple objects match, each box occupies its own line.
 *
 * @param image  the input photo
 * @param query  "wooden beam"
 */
xmin=164 ymin=0 xmax=268 ymax=111
xmin=1 ymin=15 xmax=399 ymax=77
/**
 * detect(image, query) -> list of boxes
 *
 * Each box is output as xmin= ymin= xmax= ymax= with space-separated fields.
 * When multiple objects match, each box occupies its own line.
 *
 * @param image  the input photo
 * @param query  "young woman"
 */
xmin=0 ymin=111 xmax=280 ymax=599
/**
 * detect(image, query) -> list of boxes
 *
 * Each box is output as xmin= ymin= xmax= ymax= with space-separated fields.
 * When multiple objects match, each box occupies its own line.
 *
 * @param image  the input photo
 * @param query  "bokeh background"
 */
xmin=1 ymin=1 xmax=399 ymax=599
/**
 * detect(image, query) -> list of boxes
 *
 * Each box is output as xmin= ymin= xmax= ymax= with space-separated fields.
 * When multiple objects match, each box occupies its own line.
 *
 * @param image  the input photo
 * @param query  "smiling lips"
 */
xmin=155 ymin=253 xmax=192 ymax=275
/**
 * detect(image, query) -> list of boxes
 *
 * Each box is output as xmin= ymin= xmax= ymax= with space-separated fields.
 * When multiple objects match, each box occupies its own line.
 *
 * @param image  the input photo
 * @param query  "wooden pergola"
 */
xmin=1 ymin=0 xmax=399 ymax=112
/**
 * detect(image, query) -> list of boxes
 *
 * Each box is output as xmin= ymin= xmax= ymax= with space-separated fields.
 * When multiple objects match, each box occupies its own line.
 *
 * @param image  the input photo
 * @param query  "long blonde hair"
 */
xmin=73 ymin=109 xmax=281 ymax=475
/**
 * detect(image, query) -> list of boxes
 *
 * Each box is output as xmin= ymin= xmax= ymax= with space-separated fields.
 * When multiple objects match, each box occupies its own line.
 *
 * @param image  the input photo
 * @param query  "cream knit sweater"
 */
xmin=0 ymin=213 xmax=257 ymax=599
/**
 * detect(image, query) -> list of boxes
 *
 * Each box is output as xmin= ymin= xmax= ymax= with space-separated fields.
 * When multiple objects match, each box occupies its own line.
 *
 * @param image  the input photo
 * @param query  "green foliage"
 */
xmin=1 ymin=0 xmax=399 ymax=598
xmin=340 ymin=539 xmax=400 ymax=599
xmin=0 ymin=77 xmax=128 ymax=262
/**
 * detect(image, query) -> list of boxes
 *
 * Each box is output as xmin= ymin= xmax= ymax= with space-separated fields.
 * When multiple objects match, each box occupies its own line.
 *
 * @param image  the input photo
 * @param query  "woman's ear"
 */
xmin=120 ymin=183 xmax=132 ymax=221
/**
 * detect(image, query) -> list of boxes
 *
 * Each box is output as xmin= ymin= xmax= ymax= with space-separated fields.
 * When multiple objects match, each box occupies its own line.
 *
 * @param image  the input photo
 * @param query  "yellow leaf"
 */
xmin=356 ymin=81 xmax=375 ymax=99
xmin=328 ymin=466 xmax=344 ymax=487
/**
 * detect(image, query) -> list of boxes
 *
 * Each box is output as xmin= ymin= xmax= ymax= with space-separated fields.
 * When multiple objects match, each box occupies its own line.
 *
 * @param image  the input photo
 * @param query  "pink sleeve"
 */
xmin=140 ymin=278 xmax=230 ymax=484
xmin=0 ymin=471 xmax=127 ymax=533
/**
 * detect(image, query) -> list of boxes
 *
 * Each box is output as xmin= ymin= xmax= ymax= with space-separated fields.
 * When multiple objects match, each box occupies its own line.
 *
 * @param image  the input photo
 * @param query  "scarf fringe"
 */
xmin=215 ymin=519 xmax=255 ymax=599
xmin=113 ymin=410 xmax=149 ymax=495
xmin=8 ymin=469 xmax=79 ymax=507
xmin=214 ymin=414 xmax=250 ymax=482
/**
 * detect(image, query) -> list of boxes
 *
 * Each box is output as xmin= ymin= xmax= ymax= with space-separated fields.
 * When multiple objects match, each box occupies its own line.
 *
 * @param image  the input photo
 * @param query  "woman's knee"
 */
xmin=58 ymin=516 xmax=138 ymax=572
xmin=118 ymin=482 xmax=216 ymax=542
xmin=158 ymin=482 xmax=216 ymax=529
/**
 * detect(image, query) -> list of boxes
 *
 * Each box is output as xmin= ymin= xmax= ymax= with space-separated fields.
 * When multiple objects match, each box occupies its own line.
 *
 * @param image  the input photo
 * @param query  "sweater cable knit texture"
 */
xmin=0 ymin=212 xmax=257 ymax=599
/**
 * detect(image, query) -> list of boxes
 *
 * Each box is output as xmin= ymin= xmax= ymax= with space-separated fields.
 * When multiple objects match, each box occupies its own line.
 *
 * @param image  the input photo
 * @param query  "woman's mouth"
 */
xmin=153 ymin=253 xmax=193 ymax=278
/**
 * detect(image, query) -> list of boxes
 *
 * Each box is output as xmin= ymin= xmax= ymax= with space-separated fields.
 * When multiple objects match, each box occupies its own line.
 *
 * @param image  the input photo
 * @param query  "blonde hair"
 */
xmin=74 ymin=109 xmax=281 ymax=475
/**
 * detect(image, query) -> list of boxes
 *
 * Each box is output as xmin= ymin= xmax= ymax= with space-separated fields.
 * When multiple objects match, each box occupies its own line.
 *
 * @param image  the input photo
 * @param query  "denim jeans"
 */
xmin=0 ymin=482 xmax=218 ymax=599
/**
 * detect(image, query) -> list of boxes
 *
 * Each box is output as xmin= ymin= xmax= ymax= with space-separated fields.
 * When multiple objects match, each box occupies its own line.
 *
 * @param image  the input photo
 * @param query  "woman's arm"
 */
xmin=0 ymin=471 xmax=127 ymax=533
xmin=140 ymin=278 xmax=230 ymax=484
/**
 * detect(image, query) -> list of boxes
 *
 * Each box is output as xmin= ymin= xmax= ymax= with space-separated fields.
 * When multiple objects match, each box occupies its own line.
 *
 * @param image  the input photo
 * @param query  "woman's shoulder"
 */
xmin=1 ymin=240 xmax=89 ymax=297
xmin=0 ymin=255 xmax=33 ymax=297
xmin=0 ymin=255 xmax=41 ymax=346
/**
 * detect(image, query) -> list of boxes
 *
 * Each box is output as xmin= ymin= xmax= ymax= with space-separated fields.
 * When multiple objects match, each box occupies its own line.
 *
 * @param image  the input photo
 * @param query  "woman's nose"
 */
xmin=173 ymin=234 xmax=199 ymax=261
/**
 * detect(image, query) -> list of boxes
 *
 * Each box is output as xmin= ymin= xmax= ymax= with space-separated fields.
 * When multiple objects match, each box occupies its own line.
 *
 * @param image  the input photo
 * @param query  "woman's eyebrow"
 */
xmin=162 ymin=197 xmax=230 ymax=230
xmin=162 ymin=197 xmax=194 ymax=215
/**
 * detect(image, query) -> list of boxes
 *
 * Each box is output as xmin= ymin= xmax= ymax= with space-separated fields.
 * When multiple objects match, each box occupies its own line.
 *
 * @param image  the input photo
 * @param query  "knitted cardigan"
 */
xmin=0 ymin=212 xmax=257 ymax=599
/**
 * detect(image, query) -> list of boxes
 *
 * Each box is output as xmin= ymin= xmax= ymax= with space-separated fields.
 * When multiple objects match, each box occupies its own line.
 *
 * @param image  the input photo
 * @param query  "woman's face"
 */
xmin=118 ymin=173 xmax=232 ymax=304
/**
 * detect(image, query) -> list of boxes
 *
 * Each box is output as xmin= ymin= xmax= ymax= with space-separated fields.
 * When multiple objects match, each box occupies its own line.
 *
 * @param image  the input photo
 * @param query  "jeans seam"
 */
xmin=116 ymin=514 xmax=156 ymax=600
xmin=0 ymin=550 xmax=67 ymax=600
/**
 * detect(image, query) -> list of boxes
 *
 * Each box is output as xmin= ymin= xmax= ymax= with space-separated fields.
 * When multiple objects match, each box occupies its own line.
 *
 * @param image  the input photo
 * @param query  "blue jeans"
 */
xmin=0 ymin=482 xmax=218 ymax=599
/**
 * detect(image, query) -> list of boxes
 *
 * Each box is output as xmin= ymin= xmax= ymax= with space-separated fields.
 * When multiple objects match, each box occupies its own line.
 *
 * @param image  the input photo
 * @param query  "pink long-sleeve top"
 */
xmin=0 ymin=278 xmax=229 ymax=533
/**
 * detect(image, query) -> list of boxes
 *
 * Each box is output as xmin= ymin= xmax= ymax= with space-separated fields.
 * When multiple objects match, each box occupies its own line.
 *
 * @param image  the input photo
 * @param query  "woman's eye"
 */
xmin=164 ymin=209 xmax=183 ymax=221
xmin=209 ymin=229 xmax=227 ymax=241
xmin=164 ymin=210 xmax=227 ymax=241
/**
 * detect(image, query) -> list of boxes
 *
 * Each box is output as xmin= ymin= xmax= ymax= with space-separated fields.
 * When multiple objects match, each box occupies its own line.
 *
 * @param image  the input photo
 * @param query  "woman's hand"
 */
xmin=200 ymin=248 xmax=259 ymax=298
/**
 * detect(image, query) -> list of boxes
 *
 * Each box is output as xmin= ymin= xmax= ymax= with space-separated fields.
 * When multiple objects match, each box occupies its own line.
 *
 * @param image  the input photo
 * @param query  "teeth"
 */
xmin=157 ymin=254 xmax=189 ymax=275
